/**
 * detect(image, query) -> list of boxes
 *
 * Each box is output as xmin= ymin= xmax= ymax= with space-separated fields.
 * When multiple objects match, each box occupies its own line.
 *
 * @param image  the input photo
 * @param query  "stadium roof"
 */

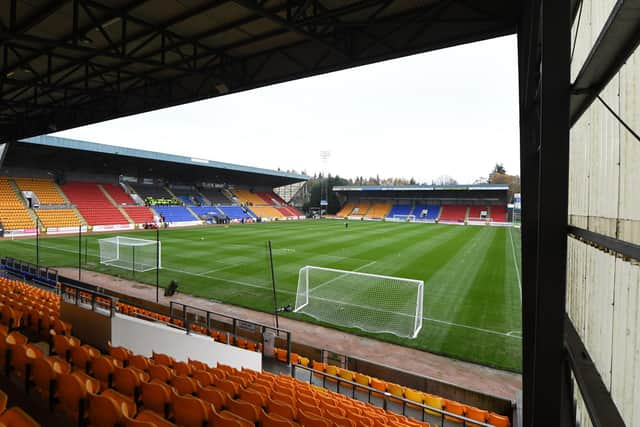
xmin=333 ymin=184 xmax=509 ymax=192
xmin=20 ymin=135 xmax=308 ymax=181
xmin=0 ymin=0 xmax=518 ymax=140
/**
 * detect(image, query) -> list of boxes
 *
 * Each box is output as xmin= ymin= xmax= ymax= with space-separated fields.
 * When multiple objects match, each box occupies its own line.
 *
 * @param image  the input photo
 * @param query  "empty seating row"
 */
xmin=350 ymin=201 xmax=371 ymax=217
xmin=490 ymin=206 xmax=508 ymax=222
xmin=13 ymin=177 xmax=66 ymax=205
xmin=0 ymin=178 xmax=35 ymax=230
xmin=154 ymin=206 xmax=197 ymax=222
xmin=336 ymin=203 xmax=355 ymax=218
xmin=34 ymin=209 xmax=83 ymax=228
xmin=365 ymin=202 xmax=392 ymax=219
xmin=217 ymin=206 xmax=254 ymax=220
xmin=250 ymin=206 xmax=284 ymax=219
xmin=231 ymin=189 xmax=266 ymax=206
xmin=123 ymin=206 xmax=155 ymax=224
xmin=412 ymin=205 xmax=440 ymax=221
xmin=438 ymin=205 xmax=468 ymax=222
xmin=0 ymin=390 xmax=40 ymax=426
xmin=60 ymin=182 xmax=129 ymax=226
xmin=102 ymin=183 xmax=135 ymax=205
xmin=386 ymin=204 xmax=412 ymax=218
xmin=197 ymin=188 xmax=233 ymax=205
xmin=129 ymin=183 xmax=172 ymax=200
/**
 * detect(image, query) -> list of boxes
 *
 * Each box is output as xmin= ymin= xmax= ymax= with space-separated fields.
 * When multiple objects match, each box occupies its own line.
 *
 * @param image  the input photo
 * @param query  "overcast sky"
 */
xmin=55 ymin=35 xmax=519 ymax=184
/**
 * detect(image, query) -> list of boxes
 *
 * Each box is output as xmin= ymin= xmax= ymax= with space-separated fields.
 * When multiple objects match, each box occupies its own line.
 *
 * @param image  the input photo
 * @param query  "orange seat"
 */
xmin=466 ymin=406 xmax=489 ymax=425
xmin=92 ymin=356 xmax=117 ymax=390
xmin=172 ymin=375 xmax=198 ymax=395
xmin=444 ymin=400 xmax=466 ymax=422
xmin=56 ymin=372 xmax=92 ymax=423
xmin=267 ymin=398 xmax=296 ymax=420
xmin=172 ymin=393 xmax=210 ymax=427
xmin=152 ymin=351 xmax=174 ymax=367
xmin=88 ymin=393 xmax=125 ymax=427
xmin=197 ymin=385 xmax=228 ymax=412
xmin=173 ymin=361 xmax=192 ymax=377
xmin=0 ymin=390 xmax=7 ymax=414
xmin=140 ymin=381 xmax=172 ymax=418
xmin=488 ymin=413 xmax=510 ymax=427
xmin=0 ymin=407 xmax=40 ymax=426
xmin=227 ymin=398 xmax=261 ymax=423
xmin=261 ymin=409 xmax=296 ymax=427
xmin=239 ymin=388 xmax=267 ymax=408
xmin=298 ymin=408 xmax=331 ymax=427
xmin=131 ymin=409 xmax=178 ymax=427
xmin=113 ymin=367 xmax=142 ymax=399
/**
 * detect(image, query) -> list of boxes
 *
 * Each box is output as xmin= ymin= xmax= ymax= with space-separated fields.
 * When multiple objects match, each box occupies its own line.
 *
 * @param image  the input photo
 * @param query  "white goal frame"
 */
xmin=390 ymin=214 xmax=416 ymax=222
xmin=294 ymin=265 xmax=423 ymax=338
xmin=99 ymin=236 xmax=161 ymax=272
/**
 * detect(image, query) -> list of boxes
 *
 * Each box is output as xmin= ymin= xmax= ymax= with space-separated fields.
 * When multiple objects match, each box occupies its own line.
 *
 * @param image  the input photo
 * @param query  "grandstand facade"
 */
xmin=333 ymin=185 xmax=510 ymax=224
xmin=0 ymin=136 xmax=307 ymax=236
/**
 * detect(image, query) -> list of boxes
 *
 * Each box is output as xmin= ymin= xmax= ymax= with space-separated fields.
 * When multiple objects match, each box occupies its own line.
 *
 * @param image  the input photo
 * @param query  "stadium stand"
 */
xmin=154 ymin=205 xmax=198 ymax=222
xmin=336 ymin=203 xmax=355 ymax=217
xmin=412 ymin=205 xmax=440 ymax=221
xmin=490 ymin=206 xmax=508 ymax=222
xmin=170 ymin=186 xmax=201 ymax=206
xmin=101 ymin=183 xmax=135 ymax=205
xmin=256 ymin=191 xmax=286 ymax=205
xmin=129 ymin=183 xmax=172 ymax=199
xmin=468 ymin=206 xmax=489 ymax=219
xmin=60 ymin=181 xmax=130 ymax=226
xmin=13 ymin=177 xmax=66 ymax=205
xmin=350 ymin=201 xmax=371 ymax=217
xmin=0 ymin=177 xmax=35 ymax=230
xmin=386 ymin=204 xmax=413 ymax=218
xmin=249 ymin=206 xmax=284 ymax=219
xmin=365 ymin=202 xmax=392 ymax=219
xmin=217 ymin=206 xmax=254 ymax=220
xmin=34 ymin=209 xmax=83 ymax=228
xmin=232 ymin=189 xmax=265 ymax=206
xmin=438 ymin=205 xmax=468 ymax=222
xmin=198 ymin=188 xmax=233 ymax=205
xmin=123 ymin=206 xmax=155 ymax=224
xmin=190 ymin=206 xmax=223 ymax=218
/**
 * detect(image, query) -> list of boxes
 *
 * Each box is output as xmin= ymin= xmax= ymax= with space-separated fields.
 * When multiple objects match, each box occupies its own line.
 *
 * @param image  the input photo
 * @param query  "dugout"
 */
xmin=0 ymin=1 xmax=636 ymax=425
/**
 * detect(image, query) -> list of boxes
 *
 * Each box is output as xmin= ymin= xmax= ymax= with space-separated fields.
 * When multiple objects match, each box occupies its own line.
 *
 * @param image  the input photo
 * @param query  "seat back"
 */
xmin=88 ymin=394 xmax=123 ymax=427
xmin=172 ymin=394 xmax=209 ymax=427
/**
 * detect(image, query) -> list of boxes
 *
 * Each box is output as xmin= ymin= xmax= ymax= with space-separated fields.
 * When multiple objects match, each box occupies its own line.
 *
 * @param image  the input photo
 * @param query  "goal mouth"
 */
xmin=98 ymin=236 xmax=162 ymax=273
xmin=294 ymin=265 xmax=423 ymax=339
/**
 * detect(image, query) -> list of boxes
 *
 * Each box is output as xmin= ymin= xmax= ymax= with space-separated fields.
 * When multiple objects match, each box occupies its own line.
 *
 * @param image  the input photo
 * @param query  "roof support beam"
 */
xmin=569 ymin=0 xmax=640 ymax=126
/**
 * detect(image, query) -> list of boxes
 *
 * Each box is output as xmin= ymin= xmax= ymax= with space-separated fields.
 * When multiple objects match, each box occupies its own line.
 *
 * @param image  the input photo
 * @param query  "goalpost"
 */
xmin=391 ymin=214 xmax=416 ymax=222
xmin=294 ymin=266 xmax=423 ymax=338
xmin=99 ymin=236 xmax=161 ymax=272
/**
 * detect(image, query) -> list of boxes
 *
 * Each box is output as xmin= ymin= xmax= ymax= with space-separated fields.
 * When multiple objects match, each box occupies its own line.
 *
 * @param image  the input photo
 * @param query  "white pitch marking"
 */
xmin=508 ymin=227 xmax=522 ymax=305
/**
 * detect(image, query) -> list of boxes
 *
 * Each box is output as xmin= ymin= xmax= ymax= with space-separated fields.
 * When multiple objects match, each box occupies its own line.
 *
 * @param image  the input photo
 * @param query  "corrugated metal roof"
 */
xmin=20 ymin=135 xmax=309 ymax=181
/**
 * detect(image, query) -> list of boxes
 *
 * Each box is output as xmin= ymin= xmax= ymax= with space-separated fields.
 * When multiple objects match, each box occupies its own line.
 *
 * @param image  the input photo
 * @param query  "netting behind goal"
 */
xmin=294 ymin=266 xmax=423 ymax=338
xmin=99 ymin=236 xmax=161 ymax=272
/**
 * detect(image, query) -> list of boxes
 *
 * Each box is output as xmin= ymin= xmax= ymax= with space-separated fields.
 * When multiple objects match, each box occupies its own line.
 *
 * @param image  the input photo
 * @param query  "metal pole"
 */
xmin=78 ymin=225 xmax=81 ymax=280
xmin=132 ymin=246 xmax=136 ymax=278
xmin=156 ymin=227 xmax=160 ymax=303
xmin=35 ymin=215 xmax=39 ymax=268
xmin=268 ymin=240 xmax=279 ymax=330
xmin=84 ymin=234 xmax=87 ymax=264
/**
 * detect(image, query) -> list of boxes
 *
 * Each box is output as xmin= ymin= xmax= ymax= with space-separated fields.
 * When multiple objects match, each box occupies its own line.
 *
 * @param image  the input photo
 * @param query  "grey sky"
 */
xmin=55 ymin=35 xmax=519 ymax=184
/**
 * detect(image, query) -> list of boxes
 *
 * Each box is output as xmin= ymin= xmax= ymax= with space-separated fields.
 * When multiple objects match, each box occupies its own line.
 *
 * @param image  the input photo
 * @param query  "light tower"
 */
xmin=320 ymin=150 xmax=330 ymax=215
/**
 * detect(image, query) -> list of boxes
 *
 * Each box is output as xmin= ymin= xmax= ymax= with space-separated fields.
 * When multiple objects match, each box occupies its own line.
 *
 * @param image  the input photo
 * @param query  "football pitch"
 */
xmin=0 ymin=220 xmax=522 ymax=371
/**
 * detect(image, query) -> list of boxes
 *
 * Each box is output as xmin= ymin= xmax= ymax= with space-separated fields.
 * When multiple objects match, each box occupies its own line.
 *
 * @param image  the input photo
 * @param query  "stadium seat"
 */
xmin=92 ymin=356 xmax=118 ymax=390
xmin=444 ymin=400 xmax=466 ymax=422
xmin=487 ymin=412 xmax=510 ymax=427
xmin=197 ymin=385 xmax=228 ymax=412
xmin=0 ymin=407 xmax=40 ymax=426
xmin=87 ymin=393 xmax=126 ymax=427
xmin=172 ymin=375 xmax=198 ymax=395
xmin=113 ymin=367 xmax=143 ymax=399
xmin=466 ymin=406 xmax=489 ymax=425
xmin=260 ymin=409 xmax=296 ymax=427
xmin=152 ymin=351 xmax=175 ymax=367
xmin=55 ymin=372 xmax=93 ymax=423
xmin=129 ymin=409 xmax=178 ymax=427
xmin=172 ymin=393 xmax=210 ymax=427
xmin=140 ymin=381 xmax=172 ymax=418
xmin=424 ymin=394 xmax=444 ymax=416
xmin=267 ymin=398 xmax=296 ymax=419
xmin=227 ymin=398 xmax=261 ymax=423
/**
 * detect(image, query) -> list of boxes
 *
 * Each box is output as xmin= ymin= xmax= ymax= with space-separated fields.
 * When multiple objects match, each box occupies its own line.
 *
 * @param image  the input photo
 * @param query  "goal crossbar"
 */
xmin=99 ymin=236 xmax=161 ymax=272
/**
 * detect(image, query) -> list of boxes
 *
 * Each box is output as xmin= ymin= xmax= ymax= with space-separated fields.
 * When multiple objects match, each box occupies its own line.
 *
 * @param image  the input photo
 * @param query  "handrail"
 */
xmin=169 ymin=301 xmax=292 ymax=363
xmin=292 ymin=364 xmax=496 ymax=427
xmin=0 ymin=256 xmax=58 ymax=287
xmin=59 ymin=282 xmax=117 ymax=318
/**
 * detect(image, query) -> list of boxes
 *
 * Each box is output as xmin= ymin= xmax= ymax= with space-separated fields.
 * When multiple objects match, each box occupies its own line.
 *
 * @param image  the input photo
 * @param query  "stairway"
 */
xmin=98 ymin=184 xmax=134 ymax=225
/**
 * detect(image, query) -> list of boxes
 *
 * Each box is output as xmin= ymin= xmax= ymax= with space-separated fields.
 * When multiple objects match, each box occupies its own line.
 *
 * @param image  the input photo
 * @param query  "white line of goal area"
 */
xmin=508 ymin=227 xmax=522 ymax=305
xmin=10 ymin=240 xmax=520 ymax=340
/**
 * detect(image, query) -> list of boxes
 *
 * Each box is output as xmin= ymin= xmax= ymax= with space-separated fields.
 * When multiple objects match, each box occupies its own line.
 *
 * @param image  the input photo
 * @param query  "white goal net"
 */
xmin=294 ymin=266 xmax=423 ymax=338
xmin=98 ymin=236 xmax=161 ymax=272
xmin=390 ymin=214 xmax=416 ymax=222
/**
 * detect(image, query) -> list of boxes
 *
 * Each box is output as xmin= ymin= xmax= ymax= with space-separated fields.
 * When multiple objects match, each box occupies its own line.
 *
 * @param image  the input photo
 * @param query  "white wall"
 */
xmin=567 ymin=2 xmax=640 ymax=425
xmin=111 ymin=314 xmax=261 ymax=372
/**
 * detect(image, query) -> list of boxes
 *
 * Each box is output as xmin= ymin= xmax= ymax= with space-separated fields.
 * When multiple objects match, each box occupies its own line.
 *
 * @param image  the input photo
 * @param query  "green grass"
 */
xmin=0 ymin=220 xmax=522 ymax=371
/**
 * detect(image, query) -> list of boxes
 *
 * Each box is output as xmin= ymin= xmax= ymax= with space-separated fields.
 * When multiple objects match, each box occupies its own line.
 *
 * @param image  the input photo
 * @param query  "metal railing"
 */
xmin=169 ymin=301 xmax=292 ymax=362
xmin=0 ymin=256 xmax=58 ymax=287
xmin=292 ymin=364 xmax=495 ymax=427
xmin=59 ymin=282 xmax=117 ymax=318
